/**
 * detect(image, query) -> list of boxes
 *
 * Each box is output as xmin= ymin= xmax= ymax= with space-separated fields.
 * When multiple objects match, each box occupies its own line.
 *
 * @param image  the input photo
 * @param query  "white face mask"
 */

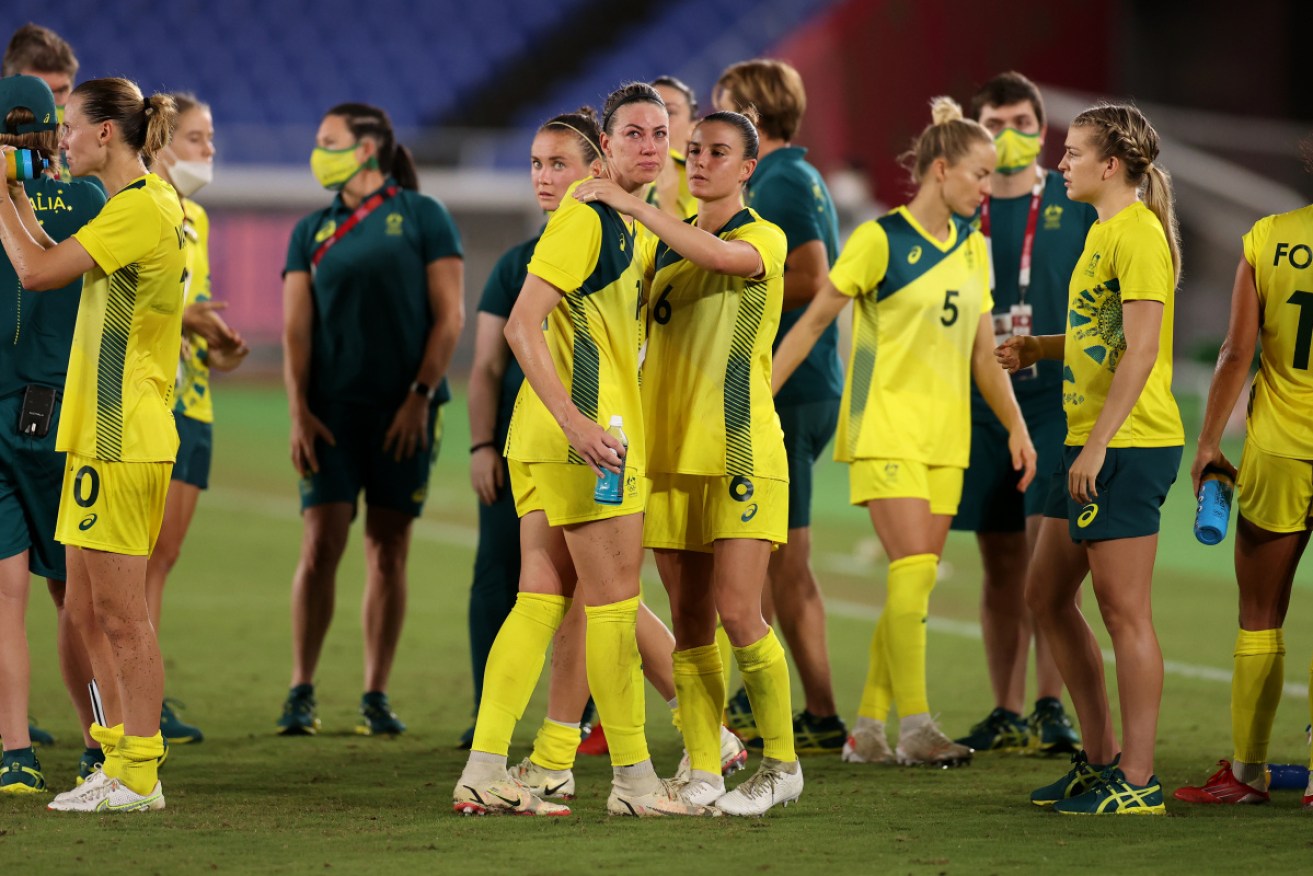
xmin=168 ymin=159 xmax=213 ymax=197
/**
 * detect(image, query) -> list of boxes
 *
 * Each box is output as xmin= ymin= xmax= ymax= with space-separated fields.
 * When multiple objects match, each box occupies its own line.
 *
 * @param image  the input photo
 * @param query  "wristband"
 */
xmin=470 ymin=441 xmax=497 ymax=454
xmin=410 ymin=380 xmax=437 ymax=401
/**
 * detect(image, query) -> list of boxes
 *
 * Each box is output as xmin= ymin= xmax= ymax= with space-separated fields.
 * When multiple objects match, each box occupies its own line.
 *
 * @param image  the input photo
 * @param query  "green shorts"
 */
xmin=0 ymin=391 xmax=66 ymax=579
xmin=173 ymin=415 xmax=213 ymax=490
xmin=953 ymin=405 xmax=1066 ymax=533
xmin=777 ymin=398 xmax=839 ymax=530
xmin=298 ymin=401 xmax=443 ymax=518
xmin=1042 ymin=444 xmax=1182 ymax=541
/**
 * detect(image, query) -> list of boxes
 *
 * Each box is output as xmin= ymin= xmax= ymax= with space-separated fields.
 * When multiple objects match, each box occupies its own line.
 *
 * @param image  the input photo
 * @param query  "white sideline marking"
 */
xmin=205 ymin=487 xmax=1306 ymax=699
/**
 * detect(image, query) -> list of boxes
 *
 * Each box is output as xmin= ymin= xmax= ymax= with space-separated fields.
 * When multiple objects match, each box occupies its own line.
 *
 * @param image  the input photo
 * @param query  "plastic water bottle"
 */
xmin=1194 ymin=465 xmax=1234 ymax=546
xmin=1266 ymin=763 xmax=1310 ymax=791
xmin=593 ymin=415 xmax=627 ymax=505
xmin=4 ymin=148 xmax=48 ymax=182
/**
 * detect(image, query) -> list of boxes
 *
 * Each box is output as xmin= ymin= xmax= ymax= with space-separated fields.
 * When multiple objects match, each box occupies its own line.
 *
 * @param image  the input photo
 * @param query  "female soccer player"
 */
xmin=1173 ymin=155 xmax=1313 ymax=808
xmin=280 ymin=103 xmax=463 ymax=737
xmin=145 ymin=92 xmax=248 ymax=746
xmin=452 ymin=82 xmax=709 ymax=818
xmin=999 ymin=103 xmax=1183 ymax=815
xmin=774 ymin=97 xmax=1035 ymax=768
xmin=573 ymin=109 xmax=801 ymax=815
xmin=0 ymin=77 xmax=185 ymax=812
xmin=647 ymin=75 xmax=697 ymax=219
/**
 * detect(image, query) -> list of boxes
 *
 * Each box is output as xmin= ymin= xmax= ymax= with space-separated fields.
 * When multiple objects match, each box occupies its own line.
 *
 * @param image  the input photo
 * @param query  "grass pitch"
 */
xmin=6 ymin=381 xmax=1313 ymax=874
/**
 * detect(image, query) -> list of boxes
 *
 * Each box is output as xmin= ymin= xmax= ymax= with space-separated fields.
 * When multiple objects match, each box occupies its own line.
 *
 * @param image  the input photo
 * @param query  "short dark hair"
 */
xmin=970 ymin=71 xmax=1046 ymax=128
xmin=3 ymin=23 xmax=78 ymax=78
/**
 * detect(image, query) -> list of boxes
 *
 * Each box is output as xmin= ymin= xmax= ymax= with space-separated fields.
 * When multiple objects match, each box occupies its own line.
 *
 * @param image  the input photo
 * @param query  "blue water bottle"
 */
xmin=1194 ymin=464 xmax=1234 ymax=546
xmin=593 ymin=415 xmax=627 ymax=505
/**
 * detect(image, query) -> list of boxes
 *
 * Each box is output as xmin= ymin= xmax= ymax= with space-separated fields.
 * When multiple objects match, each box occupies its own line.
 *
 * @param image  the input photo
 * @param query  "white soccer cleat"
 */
xmin=676 ymin=725 xmax=750 ymax=781
xmin=842 ymin=722 xmax=895 ymax=764
xmin=451 ymin=775 xmax=570 ymax=816
xmin=673 ymin=773 xmax=726 ymax=807
xmin=48 ymin=769 xmax=111 ymax=811
xmin=607 ymin=778 xmax=719 ymax=817
xmin=508 ymin=757 xmax=575 ymax=800
xmin=894 ymin=720 xmax=973 ymax=768
xmin=716 ymin=759 xmax=803 ymax=817
xmin=50 ymin=775 xmax=164 ymax=813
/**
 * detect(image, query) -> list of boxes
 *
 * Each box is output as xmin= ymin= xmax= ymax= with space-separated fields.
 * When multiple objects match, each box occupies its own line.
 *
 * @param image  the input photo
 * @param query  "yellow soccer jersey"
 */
xmin=829 ymin=206 xmax=992 ymax=467
xmin=1243 ymin=205 xmax=1313 ymax=458
xmin=62 ymin=174 xmax=186 ymax=462
xmin=506 ymin=178 xmax=648 ymax=470
xmin=644 ymin=208 xmax=788 ymax=479
xmin=176 ymin=198 xmax=213 ymax=424
xmin=1063 ymin=201 xmax=1183 ymax=447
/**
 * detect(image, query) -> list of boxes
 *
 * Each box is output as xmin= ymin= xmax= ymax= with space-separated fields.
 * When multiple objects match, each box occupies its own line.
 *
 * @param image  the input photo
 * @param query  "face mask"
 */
xmin=310 ymin=143 xmax=375 ymax=191
xmin=994 ymin=128 xmax=1042 ymax=175
xmin=169 ymin=159 xmax=213 ymax=197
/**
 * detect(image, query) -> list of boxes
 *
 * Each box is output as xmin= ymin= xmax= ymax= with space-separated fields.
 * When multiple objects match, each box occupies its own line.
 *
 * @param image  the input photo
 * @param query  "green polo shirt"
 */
xmin=970 ymin=169 xmax=1098 ymax=422
xmin=744 ymin=146 xmax=844 ymax=407
xmin=0 ymin=175 xmax=106 ymax=397
xmin=477 ymin=232 xmax=539 ymax=447
xmin=285 ymin=179 xmax=463 ymax=408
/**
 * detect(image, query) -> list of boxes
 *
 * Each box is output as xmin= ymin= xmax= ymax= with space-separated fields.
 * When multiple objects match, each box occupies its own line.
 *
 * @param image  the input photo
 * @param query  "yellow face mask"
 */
xmin=310 ymin=143 xmax=376 ymax=191
xmin=994 ymin=128 xmax=1042 ymax=175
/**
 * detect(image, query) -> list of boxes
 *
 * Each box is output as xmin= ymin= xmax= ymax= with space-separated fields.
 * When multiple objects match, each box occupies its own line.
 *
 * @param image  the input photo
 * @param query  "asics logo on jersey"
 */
xmin=1077 ymin=504 xmax=1099 ymax=528
xmin=740 ymin=504 xmax=759 ymax=523
xmin=79 ymin=513 xmax=98 ymax=531
xmin=1274 ymin=242 xmax=1313 ymax=268
xmin=907 ymin=245 xmax=922 ymax=265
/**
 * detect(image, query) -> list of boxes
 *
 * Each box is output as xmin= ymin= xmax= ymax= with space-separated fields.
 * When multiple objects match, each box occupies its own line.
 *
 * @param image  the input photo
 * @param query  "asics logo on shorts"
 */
xmin=1077 ymin=503 xmax=1099 ymax=528
xmin=79 ymin=513 xmax=98 ymax=531
xmin=740 ymin=504 xmax=759 ymax=523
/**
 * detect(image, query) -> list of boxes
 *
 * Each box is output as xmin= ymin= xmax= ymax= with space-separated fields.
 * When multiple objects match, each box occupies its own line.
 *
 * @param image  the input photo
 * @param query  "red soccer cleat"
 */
xmin=577 ymin=723 xmax=609 ymax=757
xmin=1173 ymin=760 xmax=1270 ymax=805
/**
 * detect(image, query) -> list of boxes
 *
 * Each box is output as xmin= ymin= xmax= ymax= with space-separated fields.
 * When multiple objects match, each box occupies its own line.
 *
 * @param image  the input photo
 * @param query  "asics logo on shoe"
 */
xmin=79 ymin=513 xmax=98 ymax=531
xmin=740 ymin=503 xmax=758 ymax=523
xmin=1077 ymin=503 xmax=1098 ymax=528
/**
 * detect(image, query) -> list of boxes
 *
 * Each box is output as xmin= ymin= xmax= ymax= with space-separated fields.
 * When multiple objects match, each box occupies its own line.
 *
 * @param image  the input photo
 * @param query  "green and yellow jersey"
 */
xmin=644 ymin=207 xmax=787 ymax=479
xmin=1063 ymin=201 xmax=1183 ymax=447
xmin=478 ymin=232 xmax=539 ymax=449
xmin=828 ymin=206 xmax=992 ymax=467
xmin=645 ymin=150 xmax=697 ymax=220
xmin=1242 ymin=205 xmax=1313 ymax=458
xmin=61 ymin=173 xmax=186 ymax=462
xmin=175 ymin=197 xmax=213 ymax=423
xmin=505 ymin=178 xmax=649 ymax=470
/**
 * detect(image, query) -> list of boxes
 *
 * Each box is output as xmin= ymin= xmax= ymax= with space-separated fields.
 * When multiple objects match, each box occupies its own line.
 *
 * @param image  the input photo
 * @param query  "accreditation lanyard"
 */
xmin=311 ymin=185 xmax=399 ymax=270
xmin=979 ymin=166 xmax=1044 ymax=304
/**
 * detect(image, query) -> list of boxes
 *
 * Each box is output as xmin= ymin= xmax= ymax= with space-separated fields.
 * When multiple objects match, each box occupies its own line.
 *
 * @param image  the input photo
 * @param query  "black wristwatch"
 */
xmin=410 ymin=380 xmax=437 ymax=401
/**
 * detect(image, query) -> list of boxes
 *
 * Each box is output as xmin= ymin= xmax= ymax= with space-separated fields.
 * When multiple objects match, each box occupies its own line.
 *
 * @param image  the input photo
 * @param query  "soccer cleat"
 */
xmin=895 ymin=720 xmax=973 ymax=767
xmin=747 ymin=710 xmax=848 ymax=755
xmin=577 ymin=723 xmax=609 ymax=757
xmin=1053 ymin=767 xmax=1165 ymax=815
xmin=51 ymin=776 xmax=165 ymax=813
xmin=1027 ymin=697 xmax=1081 ymax=755
xmin=842 ymin=722 xmax=894 ymax=764
xmin=1031 ymin=750 xmax=1110 ymax=806
xmin=1173 ymin=760 xmax=1270 ymax=805
xmin=277 ymin=684 xmax=321 ymax=736
xmin=452 ymin=776 xmax=571 ymax=816
xmin=357 ymin=691 xmax=406 ymax=736
xmin=28 ymin=720 xmax=55 ymax=747
xmin=676 ymin=725 xmax=750 ymax=780
xmin=725 ymin=687 xmax=758 ymax=741
xmin=607 ymin=777 xmax=719 ymax=817
xmin=48 ymin=769 xmax=111 ymax=810
xmin=160 ymin=698 xmax=205 ymax=744
xmin=956 ymin=707 xmax=1029 ymax=752
xmin=0 ymin=750 xmax=47 ymax=794
xmin=77 ymin=748 xmax=104 ymax=786
xmin=715 ymin=759 xmax=803 ymax=816
xmin=509 ymin=757 xmax=575 ymax=800
xmin=672 ymin=773 xmax=726 ymax=807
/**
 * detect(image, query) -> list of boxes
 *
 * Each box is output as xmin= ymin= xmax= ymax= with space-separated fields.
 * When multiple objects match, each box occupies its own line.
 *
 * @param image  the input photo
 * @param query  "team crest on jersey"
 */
xmin=1069 ymin=281 xmax=1125 ymax=372
xmin=1043 ymin=204 xmax=1064 ymax=230
xmin=1083 ymin=251 xmax=1101 ymax=277
xmin=386 ymin=213 xmax=404 ymax=236
xmin=907 ymin=245 xmax=922 ymax=265
xmin=314 ymin=220 xmax=337 ymax=243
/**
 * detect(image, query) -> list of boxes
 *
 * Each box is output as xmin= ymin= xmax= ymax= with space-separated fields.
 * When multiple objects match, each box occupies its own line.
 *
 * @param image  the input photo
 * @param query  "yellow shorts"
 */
xmin=55 ymin=452 xmax=171 ymax=556
xmin=509 ymin=459 xmax=645 ymax=526
xmin=1236 ymin=443 xmax=1313 ymax=533
xmin=848 ymin=458 xmax=964 ymax=516
xmin=643 ymin=472 xmax=788 ymax=552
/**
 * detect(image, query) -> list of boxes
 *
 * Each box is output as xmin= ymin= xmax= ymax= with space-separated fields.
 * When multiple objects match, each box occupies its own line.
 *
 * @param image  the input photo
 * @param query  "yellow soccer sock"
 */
xmin=674 ymin=644 xmax=725 ymax=776
xmin=530 ymin=718 xmax=582 ymax=772
xmin=471 ymin=593 xmax=570 ymax=756
xmin=90 ymin=722 xmax=125 ymax=779
xmin=585 ymin=596 xmax=649 ymax=767
xmin=856 ymin=615 xmax=893 ymax=721
xmin=884 ymin=553 xmax=938 ymax=717
xmin=735 ymin=629 xmax=795 ymax=763
xmin=115 ymin=732 xmax=165 ymax=796
xmin=1232 ymin=628 xmax=1285 ymax=765
xmin=715 ymin=623 xmax=734 ymax=709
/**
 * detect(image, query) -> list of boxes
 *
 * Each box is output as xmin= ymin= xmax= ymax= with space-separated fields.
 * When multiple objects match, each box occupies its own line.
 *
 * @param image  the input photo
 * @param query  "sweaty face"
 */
xmin=601 ymin=101 xmax=668 ymax=190
xmin=685 ymin=121 xmax=751 ymax=201
xmin=57 ymin=97 xmax=98 ymax=176
xmin=1058 ymin=125 xmax=1105 ymax=204
xmin=530 ymin=129 xmax=595 ymax=212
xmin=939 ymin=139 xmax=996 ymax=218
